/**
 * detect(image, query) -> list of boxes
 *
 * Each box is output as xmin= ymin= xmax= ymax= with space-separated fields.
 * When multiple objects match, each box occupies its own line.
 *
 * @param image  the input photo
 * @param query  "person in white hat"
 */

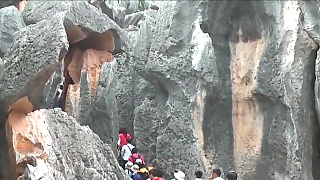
xmin=124 ymin=161 xmax=134 ymax=176
xmin=173 ymin=170 xmax=185 ymax=180
xmin=131 ymin=165 xmax=142 ymax=180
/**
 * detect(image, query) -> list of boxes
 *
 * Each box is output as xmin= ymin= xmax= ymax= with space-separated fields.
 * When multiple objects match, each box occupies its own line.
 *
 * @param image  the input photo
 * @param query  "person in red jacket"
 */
xmin=128 ymin=148 xmax=146 ymax=168
xmin=118 ymin=128 xmax=132 ymax=149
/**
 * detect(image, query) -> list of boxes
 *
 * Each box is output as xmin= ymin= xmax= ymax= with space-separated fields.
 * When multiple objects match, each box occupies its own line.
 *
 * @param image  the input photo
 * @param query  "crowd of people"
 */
xmin=117 ymin=128 xmax=238 ymax=180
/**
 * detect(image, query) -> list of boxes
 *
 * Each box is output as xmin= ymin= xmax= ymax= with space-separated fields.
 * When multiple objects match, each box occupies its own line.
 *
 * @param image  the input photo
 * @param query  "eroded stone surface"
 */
xmin=29 ymin=0 xmax=129 ymax=110
xmin=64 ymin=49 xmax=114 ymax=122
xmin=63 ymin=48 xmax=118 ymax=148
xmin=0 ymin=12 xmax=68 ymax=113
xmin=118 ymin=1 xmax=320 ymax=180
xmin=22 ymin=1 xmax=129 ymax=52
xmin=2 ymin=1 xmax=320 ymax=180
xmin=8 ymin=108 xmax=128 ymax=180
xmin=0 ymin=5 xmax=26 ymax=57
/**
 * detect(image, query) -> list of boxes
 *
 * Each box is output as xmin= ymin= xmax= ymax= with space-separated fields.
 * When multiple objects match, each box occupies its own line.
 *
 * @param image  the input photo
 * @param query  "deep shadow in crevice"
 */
xmin=59 ymin=50 xmax=75 ymax=111
xmin=71 ymin=31 xmax=115 ymax=52
xmin=228 ymin=1 xmax=268 ymax=43
xmin=207 ymin=1 xmax=268 ymax=44
xmin=64 ymin=19 xmax=87 ymax=44
xmin=307 ymin=47 xmax=320 ymax=180
xmin=137 ymin=71 xmax=170 ymax=104
xmin=200 ymin=21 xmax=209 ymax=34
xmin=16 ymin=156 xmax=36 ymax=177
xmin=0 ymin=109 xmax=13 ymax=180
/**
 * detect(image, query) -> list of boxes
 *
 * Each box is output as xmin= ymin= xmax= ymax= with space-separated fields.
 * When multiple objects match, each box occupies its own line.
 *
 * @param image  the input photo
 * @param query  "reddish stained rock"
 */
xmin=7 ymin=97 xmax=46 ymax=156
xmin=64 ymin=49 xmax=114 ymax=116
xmin=82 ymin=49 xmax=114 ymax=94
xmin=65 ymin=83 xmax=80 ymax=116
xmin=65 ymin=48 xmax=114 ymax=94
xmin=5 ymin=96 xmax=48 ymax=178
xmin=67 ymin=48 xmax=84 ymax=84
xmin=59 ymin=28 xmax=117 ymax=112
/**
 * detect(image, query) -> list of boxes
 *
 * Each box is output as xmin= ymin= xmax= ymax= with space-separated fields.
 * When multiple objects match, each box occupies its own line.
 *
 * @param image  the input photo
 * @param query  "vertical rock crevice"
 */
xmin=308 ymin=47 xmax=320 ymax=180
xmin=303 ymin=20 xmax=320 ymax=177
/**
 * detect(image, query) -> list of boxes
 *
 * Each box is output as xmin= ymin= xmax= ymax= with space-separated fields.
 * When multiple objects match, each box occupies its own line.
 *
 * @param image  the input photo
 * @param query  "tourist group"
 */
xmin=117 ymin=128 xmax=238 ymax=180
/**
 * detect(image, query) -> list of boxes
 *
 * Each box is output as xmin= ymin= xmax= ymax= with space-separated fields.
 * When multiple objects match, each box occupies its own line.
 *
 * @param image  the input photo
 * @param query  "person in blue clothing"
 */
xmin=131 ymin=164 xmax=142 ymax=180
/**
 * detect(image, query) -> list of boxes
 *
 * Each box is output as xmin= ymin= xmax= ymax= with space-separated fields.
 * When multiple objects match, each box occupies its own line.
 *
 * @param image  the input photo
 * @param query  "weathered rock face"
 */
xmin=0 ymin=11 xmax=68 ymax=113
xmin=0 ymin=1 xmax=128 ymax=179
xmin=113 ymin=1 xmax=320 ymax=180
xmin=6 ymin=98 xmax=127 ymax=179
xmin=129 ymin=2 xmax=219 ymax=179
xmin=0 ymin=5 xmax=26 ymax=57
xmin=20 ymin=1 xmax=128 ymax=148
xmin=3 ymin=1 xmax=320 ymax=180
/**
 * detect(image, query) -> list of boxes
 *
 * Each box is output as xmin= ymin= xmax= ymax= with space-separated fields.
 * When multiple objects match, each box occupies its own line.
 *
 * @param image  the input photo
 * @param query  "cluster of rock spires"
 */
xmin=1 ymin=0 xmax=320 ymax=180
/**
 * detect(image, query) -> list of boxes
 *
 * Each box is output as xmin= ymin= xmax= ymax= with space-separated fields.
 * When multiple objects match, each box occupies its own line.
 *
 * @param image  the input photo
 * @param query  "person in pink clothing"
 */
xmin=118 ymin=128 xmax=132 ymax=149
xmin=128 ymin=148 xmax=146 ymax=168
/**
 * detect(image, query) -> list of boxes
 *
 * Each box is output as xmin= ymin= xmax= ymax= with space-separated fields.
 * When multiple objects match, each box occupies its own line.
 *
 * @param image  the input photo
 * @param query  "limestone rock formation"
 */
xmin=0 ymin=1 xmax=129 ymax=179
xmin=114 ymin=1 xmax=320 ymax=180
xmin=6 ymin=98 xmax=127 ymax=180
xmin=3 ymin=0 xmax=320 ymax=180
xmin=91 ymin=0 xmax=160 ymax=28
xmin=0 ymin=5 xmax=26 ymax=57
xmin=20 ymin=1 xmax=127 ymax=148
xmin=0 ymin=12 xmax=68 ymax=111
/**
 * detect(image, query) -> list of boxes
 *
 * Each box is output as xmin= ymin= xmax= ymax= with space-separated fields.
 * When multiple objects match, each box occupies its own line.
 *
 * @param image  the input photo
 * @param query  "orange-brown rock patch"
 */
xmin=82 ymin=49 xmax=114 ymax=94
xmin=5 ymin=96 xmax=49 ymax=178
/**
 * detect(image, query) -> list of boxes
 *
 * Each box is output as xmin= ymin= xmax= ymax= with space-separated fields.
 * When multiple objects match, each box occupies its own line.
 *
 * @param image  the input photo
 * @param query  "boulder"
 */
xmin=0 ymin=12 xmax=69 ymax=112
xmin=0 ymin=6 xmax=26 ymax=57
